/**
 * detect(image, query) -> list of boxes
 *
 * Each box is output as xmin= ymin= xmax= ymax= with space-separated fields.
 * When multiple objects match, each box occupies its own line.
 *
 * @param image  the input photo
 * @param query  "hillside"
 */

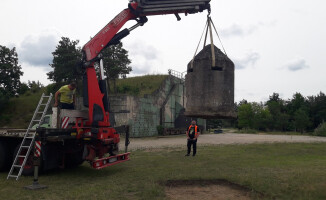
xmin=110 ymin=74 xmax=168 ymax=97
xmin=0 ymin=90 xmax=46 ymax=128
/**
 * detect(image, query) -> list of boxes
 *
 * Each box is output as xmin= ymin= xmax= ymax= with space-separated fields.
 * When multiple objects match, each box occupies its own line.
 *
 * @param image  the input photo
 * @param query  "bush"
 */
xmin=46 ymin=83 xmax=62 ymax=95
xmin=313 ymin=122 xmax=326 ymax=137
xmin=0 ymin=92 xmax=9 ymax=111
xmin=0 ymin=114 xmax=11 ymax=124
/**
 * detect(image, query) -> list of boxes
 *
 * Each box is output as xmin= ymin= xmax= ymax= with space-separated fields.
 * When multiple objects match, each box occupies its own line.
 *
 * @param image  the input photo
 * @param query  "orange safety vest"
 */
xmin=188 ymin=125 xmax=198 ymax=136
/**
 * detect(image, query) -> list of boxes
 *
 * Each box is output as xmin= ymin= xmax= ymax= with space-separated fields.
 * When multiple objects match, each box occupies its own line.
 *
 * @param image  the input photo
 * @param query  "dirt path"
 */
xmin=165 ymin=180 xmax=254 ymax=200
xmin=124 ymin=133 xmax=326 ymax=150
xmin=165 ymin=184 xmax=251 ymax=200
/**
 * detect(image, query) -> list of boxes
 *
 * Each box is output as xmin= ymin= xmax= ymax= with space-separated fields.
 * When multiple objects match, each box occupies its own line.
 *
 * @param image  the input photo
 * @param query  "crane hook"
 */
xmin=207 ymin=6 xmax=211 ymax=17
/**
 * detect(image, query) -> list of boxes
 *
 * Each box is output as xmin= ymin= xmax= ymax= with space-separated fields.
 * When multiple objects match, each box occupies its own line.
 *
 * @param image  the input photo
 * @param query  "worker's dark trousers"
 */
xmin=60 ymin=103 xmax=74 ymax=110
xmin=187 ymin=139 xmax=197 ymax=155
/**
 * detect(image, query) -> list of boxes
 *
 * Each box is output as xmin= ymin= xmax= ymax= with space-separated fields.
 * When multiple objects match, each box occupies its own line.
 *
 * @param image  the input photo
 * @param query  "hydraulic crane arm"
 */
xmin=81 ymin=0 xmax=211 ymax=129
xmin=82 ymin=4 xmax=139 ymax=62
xmin=82 ymin=0 xmax=211 ymax=62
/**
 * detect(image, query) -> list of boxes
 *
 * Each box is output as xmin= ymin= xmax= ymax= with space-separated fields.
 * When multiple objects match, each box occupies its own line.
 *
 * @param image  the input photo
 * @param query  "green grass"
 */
xmin=230 ymin=128 xmax=313 ymax=136
xmin=258 ymin=131 xmax=312 ymax=136
xmin=110 ymin=75 xmax=168 ymax=97
xmin=1 ymin=143 xmax=326 ymax=199
xmin=0 ymin=90 xmax=46 ymax=128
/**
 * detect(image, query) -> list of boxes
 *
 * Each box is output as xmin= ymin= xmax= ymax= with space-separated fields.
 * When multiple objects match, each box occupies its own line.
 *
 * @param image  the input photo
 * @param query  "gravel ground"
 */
xmin=124 ymin=133 xmax=326 ymax=151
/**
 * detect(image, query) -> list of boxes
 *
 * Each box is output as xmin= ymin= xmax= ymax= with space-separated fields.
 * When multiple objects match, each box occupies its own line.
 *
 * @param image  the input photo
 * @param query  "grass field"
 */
xmin=110 ymin=75 xmax=168 ymax=97
xmin=224 ymin=128 xmax=314 ymax=136
xmin=1 ymin=143 xmax=326 ymax=200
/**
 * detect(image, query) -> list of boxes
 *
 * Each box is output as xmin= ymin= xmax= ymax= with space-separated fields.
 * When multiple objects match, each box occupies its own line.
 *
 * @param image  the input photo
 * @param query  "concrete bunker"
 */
xmin=185 ymin=45 xmax=236 ymax=119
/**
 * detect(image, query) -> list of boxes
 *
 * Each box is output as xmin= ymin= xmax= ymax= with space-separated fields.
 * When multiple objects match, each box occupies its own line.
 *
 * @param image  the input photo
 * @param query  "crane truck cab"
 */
xmin=31 ymin=115 xmax=51 ymax=129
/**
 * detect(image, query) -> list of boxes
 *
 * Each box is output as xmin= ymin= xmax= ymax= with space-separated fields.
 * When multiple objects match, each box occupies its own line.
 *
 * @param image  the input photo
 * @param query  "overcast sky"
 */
xmin=1 ymin=0 xmax=325 ymax=102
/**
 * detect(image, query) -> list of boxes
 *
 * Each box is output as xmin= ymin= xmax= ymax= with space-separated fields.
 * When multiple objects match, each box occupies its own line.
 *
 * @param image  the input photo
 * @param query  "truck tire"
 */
xmin=12 ymin=145 xmax=37 ymax=176
xmin=0 ymin=141 xmax=10 ymax=171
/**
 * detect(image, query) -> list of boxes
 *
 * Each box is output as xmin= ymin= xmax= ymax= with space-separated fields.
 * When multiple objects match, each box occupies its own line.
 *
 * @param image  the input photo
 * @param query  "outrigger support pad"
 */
xmin=24 ymin=165 xmax=48 ymax=190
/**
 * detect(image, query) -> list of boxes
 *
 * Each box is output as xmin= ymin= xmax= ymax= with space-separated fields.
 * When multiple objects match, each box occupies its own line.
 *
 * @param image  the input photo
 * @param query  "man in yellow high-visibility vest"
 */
xmin=185 ymin=120 xmax=200 ymax=156
xmin=53 ymin=82 xmax=76 ymax=110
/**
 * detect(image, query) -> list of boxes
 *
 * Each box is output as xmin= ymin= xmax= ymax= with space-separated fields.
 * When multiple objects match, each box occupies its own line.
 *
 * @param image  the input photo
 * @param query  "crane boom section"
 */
xmin=82 ymin=0 xmax=210 ymax=62
xmin=82 ymin=6 xmax=137 ymax=61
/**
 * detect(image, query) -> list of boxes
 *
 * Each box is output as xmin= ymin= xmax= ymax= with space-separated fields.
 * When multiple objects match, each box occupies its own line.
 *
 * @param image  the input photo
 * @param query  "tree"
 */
xmin=266 ymin=93 xmax=289 ymax=131
xmin=251 ymin=102 xmax=272 ymax=131
xmin=47 ymin=37 xmax=82 ymax=83
xmin=237 ymin=103 xmax=254 ymax=129
xmin=0 ymin=45 xmax=23 ymax=97
xmin=286 ymin=93 xmax=308 ymax=116
xmin=307 ymin=92 xmax=326 ymax=129
xmin=286 ymin=92 xmax=310 ymax=131
xmin=293 ymin=108 xmax=310 ymax=133
xmin=28 ymin=80 xmax=43 ymax=93
xmin=18 ymin=83 xmax=29 ymax=95
xmin=102 ymin=42 xmax=132 ymax=93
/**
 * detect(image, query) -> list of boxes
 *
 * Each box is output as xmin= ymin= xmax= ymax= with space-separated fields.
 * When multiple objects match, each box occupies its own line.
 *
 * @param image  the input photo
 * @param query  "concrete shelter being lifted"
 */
xmin=185 ymin=45 xmax=236 ymax=119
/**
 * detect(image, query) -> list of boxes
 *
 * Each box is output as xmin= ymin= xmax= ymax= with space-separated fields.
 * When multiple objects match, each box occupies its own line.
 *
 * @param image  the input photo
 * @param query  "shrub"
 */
xmin=0 ymin=114 xmax=11 ymax=124
xmin=46 ymin=83 xmax=62 ymax=95
xmin=313 ymin=122 xmax=326 ymax=137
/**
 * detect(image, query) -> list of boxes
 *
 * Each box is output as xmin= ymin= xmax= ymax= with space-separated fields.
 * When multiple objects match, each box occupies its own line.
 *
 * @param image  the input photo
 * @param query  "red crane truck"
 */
xmin=1 ymin=0 xmax=211 ymax=179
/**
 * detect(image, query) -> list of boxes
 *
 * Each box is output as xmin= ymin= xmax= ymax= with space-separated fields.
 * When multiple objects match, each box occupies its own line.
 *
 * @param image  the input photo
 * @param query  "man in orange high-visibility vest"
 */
xmin=185 ymin=120 xmax=200 ymax=156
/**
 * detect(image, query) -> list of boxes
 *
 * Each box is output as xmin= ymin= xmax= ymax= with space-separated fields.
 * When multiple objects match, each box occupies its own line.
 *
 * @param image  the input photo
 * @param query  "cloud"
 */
xmin=130 ymin=62 xmax=153 ymax=75
xmin=232 ymin=52 xmax=260 ymax=70
xmin=20 ymin=64 xmax=51 ymax=85
xmin=19 ymin=33 xmax=59 ymax=67
xmin=221 ymin=24 xmax=256 ymax=38
xmin=283 ymin=58 xmax=309 ymax=71
xmin=126 ymin=41 xmax=161 ymax=74
xmin=126 ymin=41 xmax=159 ymax=60
xmin=129 ymin=56 xmax=160 ymax=75
xmin=220 ymin=21 xmax=276 ymax=38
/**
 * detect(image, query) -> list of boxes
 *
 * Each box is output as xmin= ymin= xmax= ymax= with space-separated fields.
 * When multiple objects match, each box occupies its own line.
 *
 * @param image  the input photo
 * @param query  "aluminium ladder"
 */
xmin=7 ymin=93 xmax=53 ymax=180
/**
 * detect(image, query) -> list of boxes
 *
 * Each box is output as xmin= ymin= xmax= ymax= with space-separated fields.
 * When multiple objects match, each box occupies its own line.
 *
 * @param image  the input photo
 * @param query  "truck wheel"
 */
xmin=0 ymin=141 xmax=10 ymax=171
xmin=13 ymin=145 xmax=36 ymax=176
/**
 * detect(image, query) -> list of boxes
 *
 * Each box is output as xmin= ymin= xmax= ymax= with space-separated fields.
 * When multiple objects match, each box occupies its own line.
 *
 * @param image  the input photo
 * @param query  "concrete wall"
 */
xmin=109 ymin=95 xmax=160 ymax=137
xmin=109 ymin=75 xmax=206 ymax=137
xmin=76 ymin=75 xmax=206 ymax=137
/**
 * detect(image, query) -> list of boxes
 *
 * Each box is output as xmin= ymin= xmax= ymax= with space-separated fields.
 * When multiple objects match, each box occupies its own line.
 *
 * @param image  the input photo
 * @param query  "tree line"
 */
xmin=0 ymin=37 xmax=132 ymax=109
xmin=47 ymin=37 xmax=132 ymax=94
xmin=1 ymin=39 xmax=325 ymax=135
xmin=213 ymin=92 xmax=326 ymax=135
xmin=0 ymin=45 xmax=23 ymax=110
